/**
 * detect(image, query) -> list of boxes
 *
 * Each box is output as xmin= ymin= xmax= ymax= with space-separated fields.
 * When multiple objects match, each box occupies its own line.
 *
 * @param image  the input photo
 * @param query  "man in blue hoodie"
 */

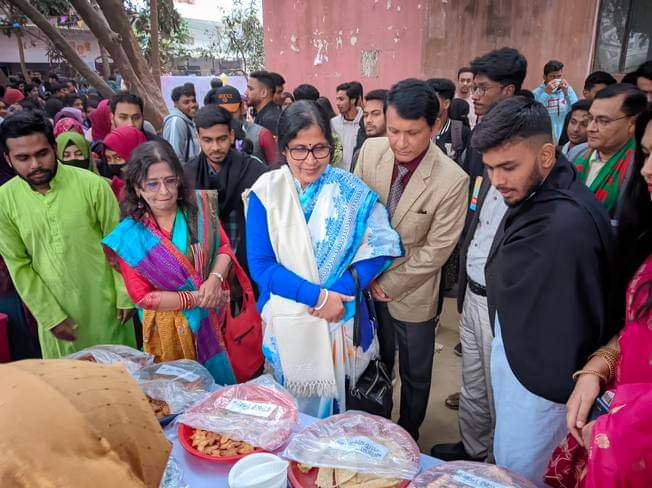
xmin=533 ymin=60 xmax=578 ymax=144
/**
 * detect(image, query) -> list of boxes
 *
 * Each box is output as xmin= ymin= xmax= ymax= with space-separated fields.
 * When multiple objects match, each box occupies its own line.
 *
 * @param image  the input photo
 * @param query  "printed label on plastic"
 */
xmin=332 ymin=436 xmax=389 ymax=461
xmin=453 ymin=470 xmax=511 ymax=488
xmin=225 ymin=399 xmax=276 ymax=418
xmin=156 ymin=364 xmax=200 ymax=383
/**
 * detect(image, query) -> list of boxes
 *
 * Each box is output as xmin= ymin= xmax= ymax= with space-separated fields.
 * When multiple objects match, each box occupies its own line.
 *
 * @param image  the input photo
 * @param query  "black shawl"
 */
xmin=486 ymin=154 xmax=615 ymax=404
xmin=184 ymin=149 xmax=267 ymax=269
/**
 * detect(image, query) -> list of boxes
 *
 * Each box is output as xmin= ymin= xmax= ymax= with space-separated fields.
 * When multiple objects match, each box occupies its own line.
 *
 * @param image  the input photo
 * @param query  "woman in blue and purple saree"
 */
xmin=103 ymin=141 xmax=236 ymax=384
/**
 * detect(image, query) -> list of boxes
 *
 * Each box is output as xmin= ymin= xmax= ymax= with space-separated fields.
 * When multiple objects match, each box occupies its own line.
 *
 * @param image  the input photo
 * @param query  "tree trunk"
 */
xmin=6 ymin=0 xmax=114 ymax=98
xmin=150 ymin=0 xmax=161 ymax=86
xmin=15 ymin=28 xmax=30 ymax=80
xmin=0 ymin=68 xmax=9 ymax=86
xmin=100 ymin=46 xmax=111 ymax=81
xmin=70 ymin=0 xmax=168 ymax=128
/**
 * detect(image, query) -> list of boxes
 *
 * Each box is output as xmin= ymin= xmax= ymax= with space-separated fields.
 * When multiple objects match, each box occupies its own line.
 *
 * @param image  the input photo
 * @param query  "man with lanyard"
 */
xmin=184 ymin=105 xmax=267 ymax=273
xmin=575 ymin=83 xmax=647 ymax=219
xmin=432 ymin=47 xmax=527 ymax=463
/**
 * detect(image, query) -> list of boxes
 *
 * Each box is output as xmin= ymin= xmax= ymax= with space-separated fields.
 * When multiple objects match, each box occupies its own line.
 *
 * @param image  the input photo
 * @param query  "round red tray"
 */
xmin=288 ymin=461 xmax=410 ymax=487
xmin=178 ymin=423 xmax=264 ymax=463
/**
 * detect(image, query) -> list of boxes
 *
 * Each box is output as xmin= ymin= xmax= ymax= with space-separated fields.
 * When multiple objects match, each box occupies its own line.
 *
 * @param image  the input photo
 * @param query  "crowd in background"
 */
xmin=0 ymin=51 xmax=651 ymax=488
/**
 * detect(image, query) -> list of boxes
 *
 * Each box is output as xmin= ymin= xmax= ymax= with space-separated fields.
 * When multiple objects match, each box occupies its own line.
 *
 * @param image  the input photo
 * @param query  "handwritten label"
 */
xmin=156 ymin=364 xmax=200 ymax=383
xmin=331 ymin=436 xmax=388 ymax=461
xmin=225 ymin=399 xmax=276 ymax=418
xmin=452 ymin=470 xmax=511 ymax=488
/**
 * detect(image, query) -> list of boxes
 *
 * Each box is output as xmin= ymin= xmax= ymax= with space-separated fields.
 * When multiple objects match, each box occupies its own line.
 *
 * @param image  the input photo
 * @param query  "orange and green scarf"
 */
xmin=574 ymin=138 xmax=635 ymax=213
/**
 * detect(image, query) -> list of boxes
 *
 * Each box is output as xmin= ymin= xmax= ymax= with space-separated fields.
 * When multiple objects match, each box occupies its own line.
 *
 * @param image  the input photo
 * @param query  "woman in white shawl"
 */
xmin=245 ymin=101 xmax=402 ymax=418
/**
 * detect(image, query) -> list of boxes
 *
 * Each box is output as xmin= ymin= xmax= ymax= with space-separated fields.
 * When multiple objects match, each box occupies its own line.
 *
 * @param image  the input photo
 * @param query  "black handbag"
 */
xmin=345 ymin=267 xmax=393 ymax=418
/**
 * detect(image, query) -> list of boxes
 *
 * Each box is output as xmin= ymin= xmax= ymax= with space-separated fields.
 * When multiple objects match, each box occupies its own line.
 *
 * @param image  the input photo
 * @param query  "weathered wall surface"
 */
xmin=263 ymin=0 xmax=598 ymax=100
xmin=263 ymin=0 xmax=427 ymax=100
xmin=422 ymin=0 xmax=599 ymax=96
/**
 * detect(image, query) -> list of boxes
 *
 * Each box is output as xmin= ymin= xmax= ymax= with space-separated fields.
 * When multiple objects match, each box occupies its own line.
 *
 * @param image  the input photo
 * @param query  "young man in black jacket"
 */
xmin=184 ymin=106 xmax=267 ymax=272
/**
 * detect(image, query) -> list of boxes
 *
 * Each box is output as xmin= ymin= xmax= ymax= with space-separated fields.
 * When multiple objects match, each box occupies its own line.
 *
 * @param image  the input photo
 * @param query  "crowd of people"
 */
xmin=0 ymin=49 xmax=651 ymax=487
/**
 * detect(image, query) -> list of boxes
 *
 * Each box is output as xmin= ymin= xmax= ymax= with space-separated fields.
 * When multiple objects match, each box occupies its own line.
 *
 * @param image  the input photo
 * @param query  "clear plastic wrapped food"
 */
xmin=409 ymin=461 xmax=537 ymax=487
xmin=66 ymin=344 xmax=153 ymax=375
xmin=134 ymin=360 xmax=215 ymax=417
xmin=283 ymin=411 xmax=420 ymax=481
xmin=177 ymin=374 xmax=298 ymax=451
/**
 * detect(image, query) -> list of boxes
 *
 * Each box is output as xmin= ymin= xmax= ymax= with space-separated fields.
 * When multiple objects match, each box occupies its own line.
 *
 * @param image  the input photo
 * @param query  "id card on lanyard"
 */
xmin=469 ymin=176 xmax=483 ymax=211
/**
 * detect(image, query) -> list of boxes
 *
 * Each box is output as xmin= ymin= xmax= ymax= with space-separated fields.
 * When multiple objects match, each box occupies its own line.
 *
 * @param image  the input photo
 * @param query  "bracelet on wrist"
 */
xmin=572 ymin=369 xmax=607 ymax=384
xmin=210 ymin=272 xmax=224 ymax=283
xmin=314 ymin=289 xmax=329 ymax=311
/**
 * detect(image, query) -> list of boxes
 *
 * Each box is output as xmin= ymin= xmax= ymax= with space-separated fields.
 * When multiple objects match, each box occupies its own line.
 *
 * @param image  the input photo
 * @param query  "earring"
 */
xmin=137 ymin=199 xmax=144 ymax=208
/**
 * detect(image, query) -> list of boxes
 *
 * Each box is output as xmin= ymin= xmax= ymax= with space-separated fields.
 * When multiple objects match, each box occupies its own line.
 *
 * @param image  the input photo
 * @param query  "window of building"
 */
xmin=594 ymin=0 xmax=652 ymax=74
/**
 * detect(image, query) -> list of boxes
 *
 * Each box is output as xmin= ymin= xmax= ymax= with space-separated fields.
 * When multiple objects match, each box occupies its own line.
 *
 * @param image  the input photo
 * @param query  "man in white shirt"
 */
xmin=455 ymin=67 xmax=477 ymax=128
xmin=331 ymin=82 xmax=363 ymax=172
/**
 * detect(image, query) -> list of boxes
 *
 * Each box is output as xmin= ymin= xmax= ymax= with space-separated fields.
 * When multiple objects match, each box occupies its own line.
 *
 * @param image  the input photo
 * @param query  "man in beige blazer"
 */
xmin=355 ymin=79 xmax=469 ymax=440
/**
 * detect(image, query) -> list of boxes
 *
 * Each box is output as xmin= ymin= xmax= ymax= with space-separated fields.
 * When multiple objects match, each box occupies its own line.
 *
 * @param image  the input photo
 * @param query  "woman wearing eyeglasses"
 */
xmin=244 ymin=101 xmax=402 ymax=418
xmin=102 ymin=140 xmax=237 ymax=384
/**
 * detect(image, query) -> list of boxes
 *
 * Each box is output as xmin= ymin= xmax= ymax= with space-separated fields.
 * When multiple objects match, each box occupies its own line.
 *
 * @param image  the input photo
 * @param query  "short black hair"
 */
xmin=249 ymin=71 xmax=275 ymax=91
xmin=365 ymin=89 xmax=388 ymax=104
xmin=278 ymin=100 xmax=333 ymax=154
xmin=515 ymin=89 xmax=535 ymax=100
xmin=457 ymin=66 xmax=473 ymax=78
xmin=570 ymin=99 xmax=592 ymax=114
xmin=66 ymin=79 xmax=77 ymax=88
xmin=45 ymin=97 xmax=64 ymax=119
xmin=543 ymin=60 xmax=564 ymax=76
xmin=470 ymin=47 xmax=528 ymax=91
xmin=171 ymin=82 xmax=196 ymax=102
xmin=210 ymin=78 xmax=223 ymax=89
xmin=621 ymin=72 xmax=639 ymax=85
xmin=449 ymin=98 xmax=470 ymax=127
xmin=593 ymin=83 xmax=647 ymax=117
xmin=48 ymin=72 xmax=59 ymax=81
xmin=84 ymin=95 xmax=100 ymax=111
xmin=0 ymin=110 xmax=55 ymax=155
xmin=17 ymin=99 xmax=40 ymax=112
xmin=193 ymin=105 xmax=233 ymax=130
xmin=471 ymin=96 xmax=552 ymax=152
xmin=62 ymin=93 xmax=83 ymax=107
xmin=636 ymin=60 xmax=652 ymax=81
xmin=426 ymin=78 xmax=456 ymax=101
xmin=50 ymin=82 xmax=66 ymax=94
xmin=385 ymin=78 xmax=439 ymax=127
xmin=349 ymin=81 xmax=363 ymax=101
xmin=584 ymin=71 xmax=617 ymax=91
xmin=315 ymin=97 xmax=336 ymax=120
xmin=293 ymin=84 xmax=320 ymax=101
xmin=335 ymin=82 xmax=361 ymax=104
xmin=268 ymin=72 xmax=285 ymax=88
xmin=110 ymin=91 xmax=144 ymax=114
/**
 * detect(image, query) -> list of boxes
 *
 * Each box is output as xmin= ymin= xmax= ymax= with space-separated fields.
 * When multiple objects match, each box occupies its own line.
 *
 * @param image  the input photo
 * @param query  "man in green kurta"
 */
xmin=0 ymin=111 xmax=136 ymax=358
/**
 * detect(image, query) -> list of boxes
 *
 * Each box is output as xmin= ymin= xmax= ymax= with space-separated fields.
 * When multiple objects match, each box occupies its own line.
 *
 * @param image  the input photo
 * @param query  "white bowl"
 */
xmin=228 ymin=452 xmax=289 ymax=488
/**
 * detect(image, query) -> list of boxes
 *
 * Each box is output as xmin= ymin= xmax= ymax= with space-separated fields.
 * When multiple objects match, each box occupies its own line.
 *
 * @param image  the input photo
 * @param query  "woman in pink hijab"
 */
xmin=89 ymin=99 xmax=112 ymax=142
xmin=102 ymin=126 xmax=147 ymax=199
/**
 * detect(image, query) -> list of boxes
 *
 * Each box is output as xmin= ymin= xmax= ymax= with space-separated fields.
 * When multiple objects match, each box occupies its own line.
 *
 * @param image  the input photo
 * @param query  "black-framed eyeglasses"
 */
xmin=287 ymin=145 xmax=332 ymax=161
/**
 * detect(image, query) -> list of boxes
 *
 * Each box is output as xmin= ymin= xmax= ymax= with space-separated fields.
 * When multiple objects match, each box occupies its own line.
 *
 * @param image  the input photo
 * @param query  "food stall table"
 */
xmin=165 ymin=412 xmax=444 ymax=487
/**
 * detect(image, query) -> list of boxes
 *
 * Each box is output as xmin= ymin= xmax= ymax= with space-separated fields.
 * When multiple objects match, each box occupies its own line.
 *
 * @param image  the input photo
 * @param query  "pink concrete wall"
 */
xmin=263 ymin=0 xmax=599 ymax=104
xmin=263 ymin=0 xmax=427 ymax=101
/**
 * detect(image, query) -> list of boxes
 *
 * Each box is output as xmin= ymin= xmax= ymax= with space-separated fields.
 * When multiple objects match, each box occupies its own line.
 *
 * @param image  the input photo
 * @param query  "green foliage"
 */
xmin=130 ymin=0 xmax=191 ymax=72
xmin=201 ymin=0 xmax=264 ymax=72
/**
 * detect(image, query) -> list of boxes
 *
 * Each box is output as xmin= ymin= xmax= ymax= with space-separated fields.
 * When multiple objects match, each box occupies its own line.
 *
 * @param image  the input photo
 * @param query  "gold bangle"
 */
xmin=589 ymin=346 xmax=620 ymax=380
xmin=572 ymin=369 xmax=608 ymax=384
